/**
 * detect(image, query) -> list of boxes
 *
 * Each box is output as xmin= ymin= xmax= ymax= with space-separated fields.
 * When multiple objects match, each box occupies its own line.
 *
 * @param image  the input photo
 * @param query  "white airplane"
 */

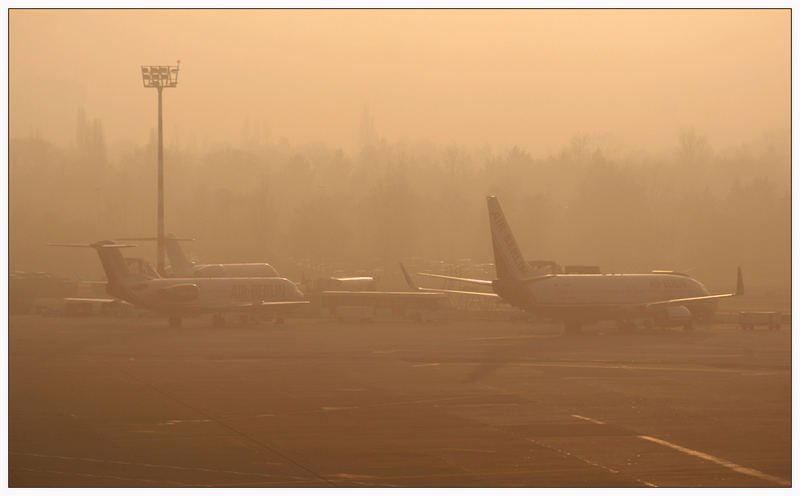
xmin=50 ymin=241 xmax=308 ymax=328
xmin=417 ymin=196 xmax=743 ymax=333
xmin=120 ymin=235 xmax=279 ymax=277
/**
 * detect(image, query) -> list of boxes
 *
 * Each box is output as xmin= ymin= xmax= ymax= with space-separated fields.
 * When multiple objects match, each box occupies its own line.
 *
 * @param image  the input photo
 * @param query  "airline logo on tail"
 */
xmin=487 ymin=196 xmax=532 ymax=281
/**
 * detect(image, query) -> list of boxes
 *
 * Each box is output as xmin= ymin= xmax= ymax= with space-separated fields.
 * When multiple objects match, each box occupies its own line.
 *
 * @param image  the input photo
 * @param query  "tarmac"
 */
xmin=8 ymin=315 xmax=792 ymax=487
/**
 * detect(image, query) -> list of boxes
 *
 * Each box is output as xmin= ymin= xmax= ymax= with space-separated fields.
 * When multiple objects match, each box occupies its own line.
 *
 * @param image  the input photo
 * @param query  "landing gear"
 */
xmin=564 ymin=321 xmax=582 ymax=334
xmin=212 ymin=314 xmax=226 ymax=327
xmin=274 ymin=316 xmax=285 ymax=325
xmin=169 ymin=316 xmax=182 ymax=328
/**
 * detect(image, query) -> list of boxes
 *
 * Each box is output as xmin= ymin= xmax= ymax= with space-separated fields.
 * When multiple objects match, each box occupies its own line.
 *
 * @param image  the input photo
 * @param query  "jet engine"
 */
xmin=157 ymin=283 xmax=200 ymax=302
xmin=492 ymin=279 xmax=529 ymax=309
xmin=651 ymin=305 xmax=692 ymax=327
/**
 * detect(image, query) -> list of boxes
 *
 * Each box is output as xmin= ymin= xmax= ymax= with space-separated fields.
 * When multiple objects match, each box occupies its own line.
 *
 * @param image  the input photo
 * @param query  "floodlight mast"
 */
xmin=141 ymin=63 xmax=179 ymax=276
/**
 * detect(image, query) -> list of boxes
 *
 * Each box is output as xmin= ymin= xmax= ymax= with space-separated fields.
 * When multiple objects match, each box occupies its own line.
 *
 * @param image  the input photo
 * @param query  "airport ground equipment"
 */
xmin=739 ymin=311 xmax=782 ymax=331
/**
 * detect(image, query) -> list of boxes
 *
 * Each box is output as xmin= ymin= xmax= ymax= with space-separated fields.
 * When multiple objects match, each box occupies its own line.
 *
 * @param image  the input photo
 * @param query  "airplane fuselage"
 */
xmin=191 ymin=263 xmax=279 ymax=278
xmin=529 ymin=273 xmax=707 ymax=305
xmin=497 ymin=273 xmax=714 ymax=322
xmin=108 ymin=276 xmax=306 ymax=315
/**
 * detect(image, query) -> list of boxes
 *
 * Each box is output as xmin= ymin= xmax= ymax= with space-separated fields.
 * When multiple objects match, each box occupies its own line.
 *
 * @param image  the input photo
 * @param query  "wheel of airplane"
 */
xmin=212 ymin=314 xmax=225 ymax=328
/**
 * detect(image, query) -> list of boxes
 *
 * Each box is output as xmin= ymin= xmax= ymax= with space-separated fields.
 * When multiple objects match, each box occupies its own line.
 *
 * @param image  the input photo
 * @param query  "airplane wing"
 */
xmin=63 ymin=297 xmax=117 ymax=304
xmin=417 ymin=272 xmax=494 ymax=286
xmin=399 ymin=263 xmax=499 ymax=298
xmin=202 ymin=301 xmax=311 ymax=313
xmin=646 ymin=266 xmax=743 ymax=309
xmin=321 ymin=290 xmax=444 ymax=296
xmin=644 ymin=293 xmax=735 ymax=309
xmin=249 ymin=301 xmax=310 ymax=308
xmin=421 ymin=288 xmax=501 ymax=298
xmin=417 ymin=272 xmax=556 ymax=286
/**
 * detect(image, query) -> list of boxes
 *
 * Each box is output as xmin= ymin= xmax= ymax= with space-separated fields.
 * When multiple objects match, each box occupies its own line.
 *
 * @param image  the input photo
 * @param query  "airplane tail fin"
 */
xmin=487 ymin=196 xmax=533 ymax=282
xmin=736 ymin=266 xmax=744 ymax=296
xmin=163 ymin=236 xmax=194 ymax=275
xmin=49 ymin=241 xmax=144 ymax=288
xmin=118 ymin=234 xmax=195 ymax=275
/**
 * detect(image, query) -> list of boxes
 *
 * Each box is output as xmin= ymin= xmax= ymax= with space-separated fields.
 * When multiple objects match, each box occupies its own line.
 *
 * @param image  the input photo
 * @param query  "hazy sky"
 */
xmin=10 ymin=9 xmax=790 ymax=154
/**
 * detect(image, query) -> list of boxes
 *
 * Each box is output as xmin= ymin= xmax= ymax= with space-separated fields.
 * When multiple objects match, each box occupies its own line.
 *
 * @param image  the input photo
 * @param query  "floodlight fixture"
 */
xmin=141 ymin=64 xmax=180 ymax=88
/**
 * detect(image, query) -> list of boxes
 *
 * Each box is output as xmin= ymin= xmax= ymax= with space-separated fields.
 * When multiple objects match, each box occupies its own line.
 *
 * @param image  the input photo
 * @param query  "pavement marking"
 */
xmin=437 ymin=448 xmax=497 ymax=454
xmin=637 ymin=435 xmax=791 ymax=487
xmin=159 ymin=419 xmax=214 ymax=426
xmin=10 ymin=452 xmax=308 ymax=481
xmin=12 ymin=467 xmax=203 ymax=487
xmin=116 ymin=369 xmax=337 ymax=487
xmin=571 ymin=414 xmax=605 ymax=425
xmin=528 ymin=438 xmax=657 ymax=487
xmin=569 ymin=415 xmax=790 ymax=486
xmin=332 ymin=472 xmax=379 ymax=479
xmin=517 ymin=362 xmax=788 ymax=375
xmin=411 ymin=362 xmax=441 ymax=368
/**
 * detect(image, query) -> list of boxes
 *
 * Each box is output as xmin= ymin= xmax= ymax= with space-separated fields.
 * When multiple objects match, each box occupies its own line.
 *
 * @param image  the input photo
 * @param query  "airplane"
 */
xmin=119 ymin=234 xmax=280 ymax=278
xmin=415 ymin=196 xmax=743 ymax=333
xmin=399 ymin=262 xmax=499 ymax=299
xmin=49 ymin=241 xmax=308 ymax=328
xmin=310 ymin=267 xmax=452 ymax=321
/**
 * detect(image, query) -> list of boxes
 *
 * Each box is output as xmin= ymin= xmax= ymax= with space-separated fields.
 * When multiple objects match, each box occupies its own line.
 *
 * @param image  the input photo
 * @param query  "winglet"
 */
xmin=736 ymin=266 xmax=744 ymax=296
xmin=399 ymin=263 xmax=419 ymax=290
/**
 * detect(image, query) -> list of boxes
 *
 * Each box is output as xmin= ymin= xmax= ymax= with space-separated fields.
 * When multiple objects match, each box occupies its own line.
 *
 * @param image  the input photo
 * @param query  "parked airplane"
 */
xmin=310 ymin=267 xmax=451 ymax=321
xmin=120 ymin=234 xmax=279 ymax=277
xmin=399 ymin=262 xmax=499 ymax=298
xmin=50 ymin=241 xmax=308 ymax=328
xmin=417 ymin=196 xmax=743 ymax=333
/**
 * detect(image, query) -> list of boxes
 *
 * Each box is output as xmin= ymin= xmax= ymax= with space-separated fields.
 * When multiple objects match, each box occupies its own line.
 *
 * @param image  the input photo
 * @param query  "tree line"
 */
xmin=9 ymin=114 xmax=789 ymax=294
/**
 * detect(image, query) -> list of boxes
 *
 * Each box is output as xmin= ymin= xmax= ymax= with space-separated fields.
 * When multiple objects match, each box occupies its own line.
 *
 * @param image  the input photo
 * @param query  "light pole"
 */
xmin=141 ymin=62 xmax=179 ymax=276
